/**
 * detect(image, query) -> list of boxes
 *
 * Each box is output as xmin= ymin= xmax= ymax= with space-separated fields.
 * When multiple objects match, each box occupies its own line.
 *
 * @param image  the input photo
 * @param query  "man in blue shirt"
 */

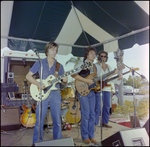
xmin=71 ymin=47 xmax=97 ymax=144
xmin=26 ymin=42 xmax=68 ymax=145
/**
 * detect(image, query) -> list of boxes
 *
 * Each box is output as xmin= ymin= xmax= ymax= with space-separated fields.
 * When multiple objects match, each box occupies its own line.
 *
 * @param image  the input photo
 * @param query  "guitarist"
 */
xmin=26 ymin=42 xmax=68 ymax=145
xmin=94 ymin=51 xmax=123 ymax=128
xmin=71 ymin=46 xmax=97 ymax=144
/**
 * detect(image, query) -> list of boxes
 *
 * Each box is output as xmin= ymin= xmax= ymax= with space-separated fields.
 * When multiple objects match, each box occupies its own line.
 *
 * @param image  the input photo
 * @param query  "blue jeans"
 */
xmin=95 ymin=91 xmax=111 ymax=125
xmin=78 ymin=90 xmax=95 ymax=140
xmin=33 ymin=90 xmax=62 ymax=144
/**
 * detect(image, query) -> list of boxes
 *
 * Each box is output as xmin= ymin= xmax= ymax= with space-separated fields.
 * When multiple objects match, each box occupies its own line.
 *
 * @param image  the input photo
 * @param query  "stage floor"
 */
xmin=1 ymin=113 xmax=134 ymax=146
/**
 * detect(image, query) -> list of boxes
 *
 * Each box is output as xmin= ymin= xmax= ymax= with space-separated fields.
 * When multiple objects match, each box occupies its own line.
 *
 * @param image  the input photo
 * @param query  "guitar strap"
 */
xmin=106 ymin=64 xmax=110 ymax=72
xmin=93 ymin=64 xmax=97 ymax=75
xmin=55 ymin=61 xmax=60 ymax=78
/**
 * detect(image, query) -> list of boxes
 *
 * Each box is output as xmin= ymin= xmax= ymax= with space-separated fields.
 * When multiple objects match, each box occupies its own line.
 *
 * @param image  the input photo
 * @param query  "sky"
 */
xmin=56 ymin=43 xmax=149 ymax=82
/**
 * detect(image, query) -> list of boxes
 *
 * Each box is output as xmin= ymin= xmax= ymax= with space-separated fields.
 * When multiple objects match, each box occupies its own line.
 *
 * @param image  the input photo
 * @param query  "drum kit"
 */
xmin=60 ymin=81 xmax=81 ymax=124
xmin=45 ymin=81 xmax=81 ymax=127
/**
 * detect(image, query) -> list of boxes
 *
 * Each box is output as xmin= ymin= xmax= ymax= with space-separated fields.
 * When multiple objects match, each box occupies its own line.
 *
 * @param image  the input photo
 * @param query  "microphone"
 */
xmin=140 ymin=75 xmax=146 ymax=80
xmin=140 ymin=75 xmax=148 ymax=84
xmin=33 ymin=48 xmax=39 ymax=56
xmin=33 ymin=48 xmax=37 ymax=53
xmin=97 ymin=56 xmax=103 ymax=62
xmin=114 ymin=57 xmax=120 ymax=60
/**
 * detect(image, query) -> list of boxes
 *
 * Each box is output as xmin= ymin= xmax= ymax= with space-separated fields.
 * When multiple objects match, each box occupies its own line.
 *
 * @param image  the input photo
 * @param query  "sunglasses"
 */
xmin=100 ymin=55 xmax=107 ymax=58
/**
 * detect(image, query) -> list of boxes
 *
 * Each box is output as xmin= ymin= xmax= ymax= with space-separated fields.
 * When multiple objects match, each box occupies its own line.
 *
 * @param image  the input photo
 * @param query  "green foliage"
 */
xmin=114 ymin=99 xmax=149 ymax=120
xmin=65 ymin=57 xmax=83 ymax=68
xmin=123 ymin=75 xmax=148 ymax=88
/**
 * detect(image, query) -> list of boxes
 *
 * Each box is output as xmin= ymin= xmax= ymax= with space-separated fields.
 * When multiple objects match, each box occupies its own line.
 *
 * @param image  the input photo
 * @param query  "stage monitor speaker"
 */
xmin=34 ymin=137 xmax=74 ymax=146
xmin=5 ymin=72 xmax=14 ymax=83
xmin=142 ymin=119 xmax=149 ymax=135
xmin=1 ymin=106 xmax=21 ymax=131
xmin=101 ymin=128 xmax=149 ymax=146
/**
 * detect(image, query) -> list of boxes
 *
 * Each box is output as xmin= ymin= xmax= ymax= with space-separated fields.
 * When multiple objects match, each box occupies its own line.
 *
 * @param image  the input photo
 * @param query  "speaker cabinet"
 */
xmin=5 ymin=72 xmax=14 ymax=83
xmin=34 ymin=137 xmax=74 ymax=146
xmin=1 ymin=106 xmax=21 ymax=131
xmin=101 ymin=128 xmax=149 ymax=146
xmin=143 ymin=119 xmax=149 ymax=135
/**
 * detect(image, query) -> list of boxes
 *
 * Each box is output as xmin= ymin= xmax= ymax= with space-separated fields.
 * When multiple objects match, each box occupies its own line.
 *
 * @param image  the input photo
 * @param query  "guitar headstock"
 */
xmin=129 ymin=68 xmax=139 ymax=72
xmin=81 ymin=62 xmax=92 ymax=70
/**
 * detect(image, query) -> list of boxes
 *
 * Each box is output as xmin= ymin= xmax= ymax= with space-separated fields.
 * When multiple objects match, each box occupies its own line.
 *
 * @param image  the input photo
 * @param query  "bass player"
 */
xmin=26 ymin=42 xmax=68 ymax=145
xmin=94 ymin=51 xmax=123 ymax=128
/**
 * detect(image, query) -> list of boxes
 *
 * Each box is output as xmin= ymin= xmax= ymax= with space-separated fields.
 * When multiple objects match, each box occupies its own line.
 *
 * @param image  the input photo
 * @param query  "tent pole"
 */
xmin=92 ymin=26 xmax=149 ymax=48
xmin=70 ymin=1 xmax=91 ymax=47
xmin=1 ymin=26 xmax=149 ymax=48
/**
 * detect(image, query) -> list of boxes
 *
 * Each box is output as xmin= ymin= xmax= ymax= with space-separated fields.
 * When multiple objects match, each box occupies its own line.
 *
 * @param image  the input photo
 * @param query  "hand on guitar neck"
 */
xmin=106 ymin=64 xmax=125 ymax=80
xmin=106 ymin=68 xmax=118 ymax=79
xmin=117 ymin=73 xmax=123 ymax=81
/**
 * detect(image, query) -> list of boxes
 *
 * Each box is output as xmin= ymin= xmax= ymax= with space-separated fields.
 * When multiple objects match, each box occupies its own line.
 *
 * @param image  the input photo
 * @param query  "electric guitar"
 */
xmin=95 ymin=67 xmax=139 ymax=92
xmin=20 ymin=80 xmax=36 ymax=128
xmin=65 ymin=95 xmax=81 ymax=124
xmin=75 ymin=64 xmax=125 ymax=96
xmin=30 ymin=62 xmax=92 ymax=101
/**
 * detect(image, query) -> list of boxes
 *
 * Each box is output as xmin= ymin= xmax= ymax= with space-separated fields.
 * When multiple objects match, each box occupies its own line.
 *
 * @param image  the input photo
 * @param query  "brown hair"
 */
xmin=45 ymin=42 xmax=59 ymax=56
xmin=83 ymin=46 xmax=97 ymax=62
xmin=98 ymin=51 xmax=108 ymax=62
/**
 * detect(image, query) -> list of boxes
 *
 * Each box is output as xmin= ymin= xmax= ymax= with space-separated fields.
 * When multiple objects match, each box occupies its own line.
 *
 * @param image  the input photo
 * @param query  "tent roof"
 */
xmin=1 ymin=1 xmax=149 ymax=57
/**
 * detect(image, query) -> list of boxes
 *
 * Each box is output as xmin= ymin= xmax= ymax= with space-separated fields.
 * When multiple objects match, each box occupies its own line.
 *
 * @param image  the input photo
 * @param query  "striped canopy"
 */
xmin=1 ymin=1 xmax=149 ymax=57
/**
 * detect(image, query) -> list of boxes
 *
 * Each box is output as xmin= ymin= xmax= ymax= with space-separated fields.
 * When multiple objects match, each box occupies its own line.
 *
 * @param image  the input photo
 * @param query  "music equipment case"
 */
xmin=1 ymin=106 xmax=21 ymax=131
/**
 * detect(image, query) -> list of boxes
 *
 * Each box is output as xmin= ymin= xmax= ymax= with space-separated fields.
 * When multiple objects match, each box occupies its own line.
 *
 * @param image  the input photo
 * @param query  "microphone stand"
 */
xmin=33 ymin=49 xmax=43 ymax=142
xmin=98 ymin=58 xmax=104 ymax=142
xmin=114 ymin=57 xmax=148 ymax=129
xmin=100 ymin=64 xmax=103 ymax=142
xmin=131 ymin=69 xmax=136 ymax=128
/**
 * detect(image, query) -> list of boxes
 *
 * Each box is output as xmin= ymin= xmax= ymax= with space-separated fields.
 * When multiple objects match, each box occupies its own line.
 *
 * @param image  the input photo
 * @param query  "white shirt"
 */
xmin=95 ymin=62 xmax=121 ymax=92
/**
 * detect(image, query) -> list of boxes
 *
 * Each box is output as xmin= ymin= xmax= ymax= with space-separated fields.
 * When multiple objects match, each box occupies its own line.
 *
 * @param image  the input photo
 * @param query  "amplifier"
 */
xmin=1 ymin=83 xmax=19 ymax=92
xmin=5 ymin=72 xmax=14 ymax=84
xmin=1 ymin=106 xmax=21 ymax=131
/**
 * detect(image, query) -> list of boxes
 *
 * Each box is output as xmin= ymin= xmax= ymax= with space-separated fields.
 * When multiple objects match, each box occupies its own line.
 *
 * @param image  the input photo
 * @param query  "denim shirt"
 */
xmin=30 ymin=57 xmax=65 ymax=89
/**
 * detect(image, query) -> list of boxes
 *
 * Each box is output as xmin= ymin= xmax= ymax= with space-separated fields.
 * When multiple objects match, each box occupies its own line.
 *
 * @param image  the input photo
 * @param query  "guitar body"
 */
xmin=75 ymin=73 xmax=98 ymax=96
xmin=94 ymin=81 xmax=111 ymax=93
xmin=30 ymin=62 xmax=92 ymax=101
xmin=30 ymin=75 xmax=58 ymax=101
xmin=65 ymin=101 xmax=81 ymax=124
xmin=20 ymin=104 xmax=36 ymax=128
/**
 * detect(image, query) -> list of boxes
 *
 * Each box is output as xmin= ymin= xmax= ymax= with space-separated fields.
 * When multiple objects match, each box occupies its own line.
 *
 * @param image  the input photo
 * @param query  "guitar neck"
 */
xmin=51 ymin=67 xmax=81 ymax=84
xmin=106 ymin=70 xmax=130 ymax=82
xmin=102 ymin=69 xmax=115 ymax=80
xmin=51 ymin=62 xmax=91 ymax=84
xmin=93 ymin=69 xmax=115 ymax=83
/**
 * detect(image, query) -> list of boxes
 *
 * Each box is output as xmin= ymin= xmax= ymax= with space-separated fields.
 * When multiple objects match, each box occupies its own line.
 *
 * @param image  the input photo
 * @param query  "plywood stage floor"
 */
xmin=1 ymin=113 xmax=135 ymax=146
